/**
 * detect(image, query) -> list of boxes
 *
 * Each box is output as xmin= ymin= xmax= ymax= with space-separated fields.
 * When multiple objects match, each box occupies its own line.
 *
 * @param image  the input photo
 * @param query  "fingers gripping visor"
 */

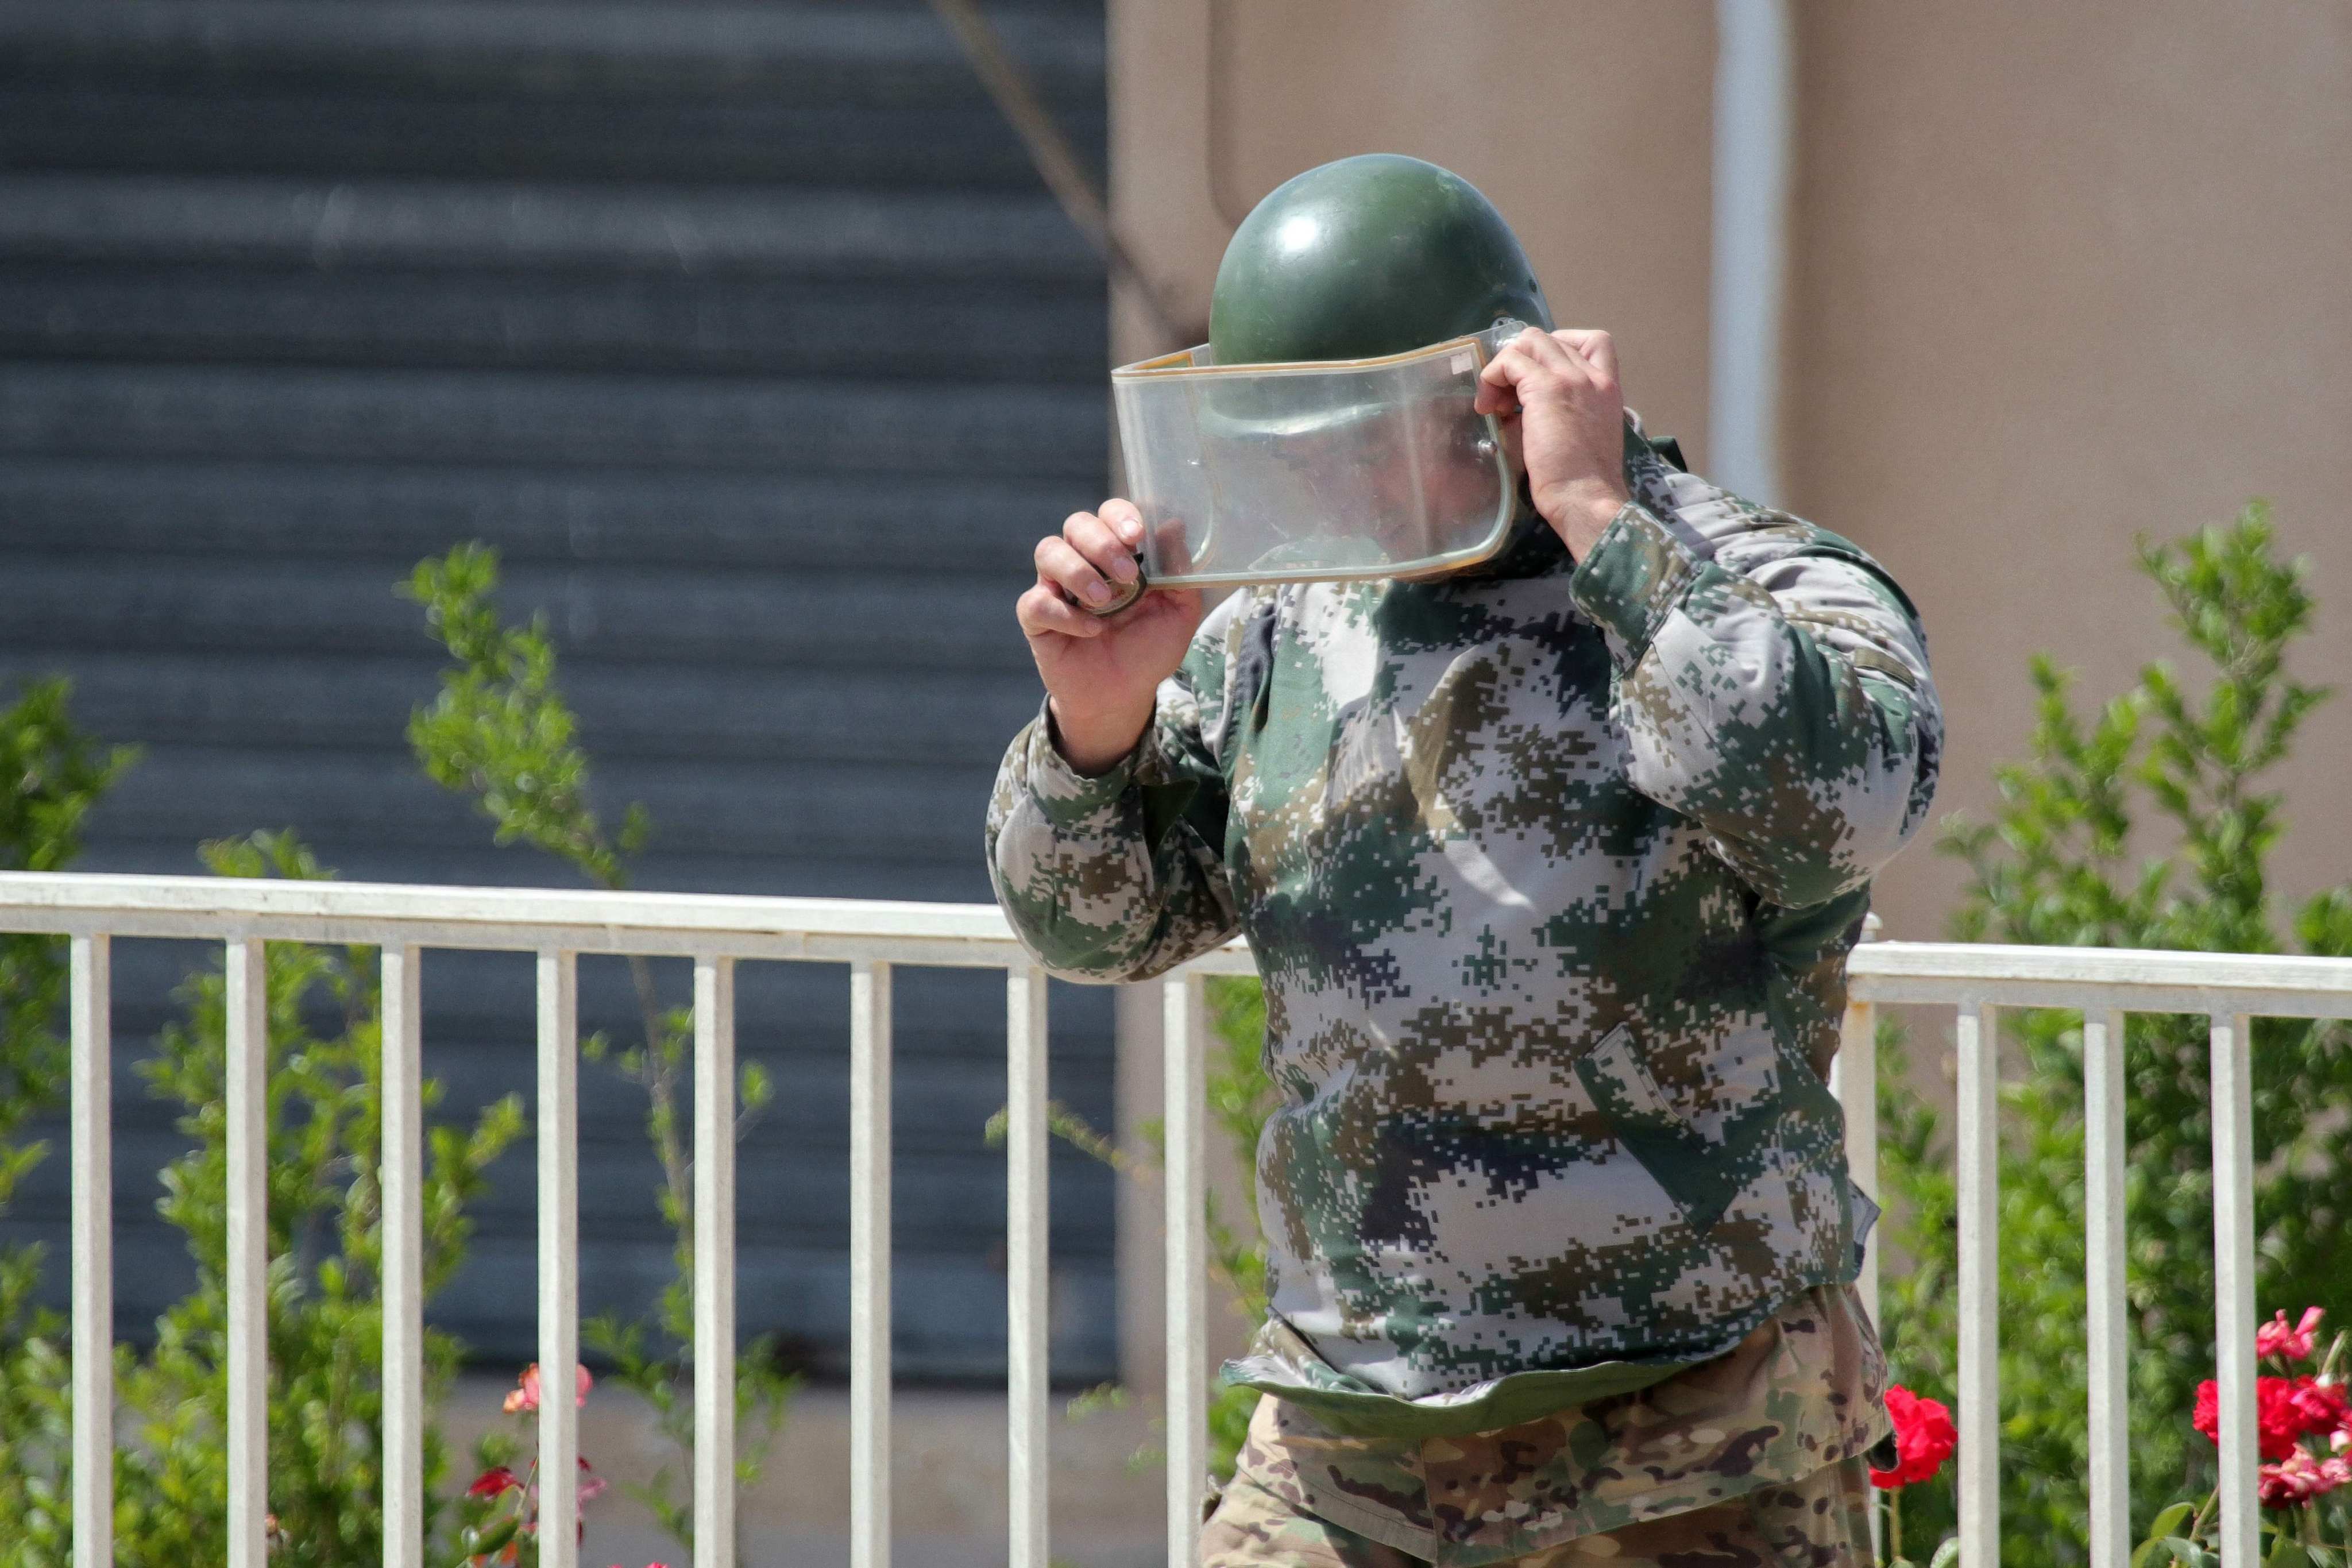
xmin=1102 ymin=320 xmax=1526 ymax=609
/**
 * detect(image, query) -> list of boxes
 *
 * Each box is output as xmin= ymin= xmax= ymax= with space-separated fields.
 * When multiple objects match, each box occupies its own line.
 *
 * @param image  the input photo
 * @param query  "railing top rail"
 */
xmin=3 ymin=872 xmax=2347 ymax=1004
xmin=1847 ymin=939 xmax=2352 ymax=1018
xmin=0 ymin=871 xmax=1262 ymax=973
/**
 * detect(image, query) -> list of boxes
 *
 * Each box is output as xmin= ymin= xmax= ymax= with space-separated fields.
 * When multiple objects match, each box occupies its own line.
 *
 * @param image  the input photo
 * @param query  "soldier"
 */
xmin=987 ymin=154 xmax=1940 ymax=1566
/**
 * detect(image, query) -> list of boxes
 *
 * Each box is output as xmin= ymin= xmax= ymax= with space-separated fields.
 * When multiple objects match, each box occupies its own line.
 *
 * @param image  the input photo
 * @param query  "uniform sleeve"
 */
xmin=983 ymin=609 xmax=1248 ymax=982
xmin=1567 ymin=500 xmax=1941 ymax=908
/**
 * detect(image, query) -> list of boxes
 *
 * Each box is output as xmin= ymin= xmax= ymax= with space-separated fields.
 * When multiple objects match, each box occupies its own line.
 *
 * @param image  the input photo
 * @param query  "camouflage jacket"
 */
xmin=986 ymin=426 xmax=1940 ymax=1430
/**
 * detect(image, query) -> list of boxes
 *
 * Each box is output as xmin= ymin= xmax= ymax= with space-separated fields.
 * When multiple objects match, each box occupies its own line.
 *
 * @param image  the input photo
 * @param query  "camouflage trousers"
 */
xmin=1200 ymin=1451 xmax=1875 ymax=1567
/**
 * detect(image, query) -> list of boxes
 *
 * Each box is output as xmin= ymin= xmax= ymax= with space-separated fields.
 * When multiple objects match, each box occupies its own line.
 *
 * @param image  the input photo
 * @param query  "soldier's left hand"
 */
xmin=1474 ymin=327 xmax=1632 ymax=559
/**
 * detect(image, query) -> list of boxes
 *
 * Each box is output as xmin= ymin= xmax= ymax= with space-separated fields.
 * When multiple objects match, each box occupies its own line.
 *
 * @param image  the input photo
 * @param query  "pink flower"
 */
xmin=503 ymin=1361 xmax=593 ymax=1414
xmin=1870 ymin=1385 xmax=1957 ymax=1489
xmin=578 ymin=1455 xmax=609 ymax=1507
xmin=2258 ymin=1307 xmax=2327 ymax=1363
xmin=2258 ymin=1450 xmax=2352 ymax=1509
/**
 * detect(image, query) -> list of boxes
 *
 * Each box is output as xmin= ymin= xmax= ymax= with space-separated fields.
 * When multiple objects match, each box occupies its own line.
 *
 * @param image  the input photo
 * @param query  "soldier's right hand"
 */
xmin=1016 ymin=500 xmax=1204 ymax=775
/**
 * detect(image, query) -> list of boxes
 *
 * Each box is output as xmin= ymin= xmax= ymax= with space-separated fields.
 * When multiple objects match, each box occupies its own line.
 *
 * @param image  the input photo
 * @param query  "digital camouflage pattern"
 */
xmin=1199 ymin=1284 xmax=1886 ymax=1566
xmin=1203 ymin=1460 xmax=1875 ymax=1568
xmin=986 ymin=422 xmax=1939 ymax=1426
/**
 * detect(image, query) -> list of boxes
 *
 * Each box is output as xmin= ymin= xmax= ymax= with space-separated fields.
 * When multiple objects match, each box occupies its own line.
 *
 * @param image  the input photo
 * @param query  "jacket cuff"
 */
xmin=1567 ymin=501 xmax=1704 ymax=668
xmin=1020 ymin=699 xmax=1142 ymax=826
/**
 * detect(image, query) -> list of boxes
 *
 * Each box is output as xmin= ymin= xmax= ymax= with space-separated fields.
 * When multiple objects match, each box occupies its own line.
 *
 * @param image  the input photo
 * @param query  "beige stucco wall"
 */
xmin=1787 ymin=0 xmax=2352 ymax=937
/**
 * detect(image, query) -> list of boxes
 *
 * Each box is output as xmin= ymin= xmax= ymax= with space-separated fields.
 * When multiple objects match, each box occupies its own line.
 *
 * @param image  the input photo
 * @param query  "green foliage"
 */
xmin=405 ymin=544 xmax=790 ymax=1562
xmin=1880 ymin=504 xmax=2352 ymax=1561
xmin=0 ymin=678 xmax=136 ymax=1190
xmin=403 ymin=544 xmax=648 ymax=887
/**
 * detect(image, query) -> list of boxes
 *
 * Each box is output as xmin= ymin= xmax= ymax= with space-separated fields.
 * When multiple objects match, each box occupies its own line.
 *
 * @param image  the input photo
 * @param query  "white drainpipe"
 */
xmin=1709 ymin=0 xmax=1794 ymax=507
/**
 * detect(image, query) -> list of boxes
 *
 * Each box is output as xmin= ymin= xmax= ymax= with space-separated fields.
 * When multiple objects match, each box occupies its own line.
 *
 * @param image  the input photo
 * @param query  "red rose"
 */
xmin=2285 ymin=1377 xmax=2349 ymax=1438
xmin=1870 ymin=1384 xmax=1957 ymax=1489
xmin=2258 ymin=1451 xmax=2352 ymax=1509
xmin=2195 ymin=1376 xmax=2350 ymax=1462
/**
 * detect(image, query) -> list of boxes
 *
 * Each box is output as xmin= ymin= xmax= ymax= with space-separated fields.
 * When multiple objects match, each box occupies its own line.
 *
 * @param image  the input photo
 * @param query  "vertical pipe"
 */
xmin=2083 ymin=1009 xmax=2129 ymax=1568
xmin=850 ymin=960 xmax=895 ymax=1568
xmin=380 ymin=945 xmax=424 ymax=1568
xmin=536 ymin=951 xmax=579 ymax=1568
xmin=2210 ymin=1013 xmax=2258 ymax=1567
xmin=69 ymin=934 xmax=112 ymax=1568
xmin=1162 ymin=974 xmax=1209 ymax=1566
xmin=1955 ymin=999 xmax=2000 ymax=1565
xmin=694 ymin=957 xmax=739 ymax=1568
xmin=1005 ymin=965 xmax=1051 ymax=1568
xmin=225 ymin=938 xmax=269 ymax=1568
xmin=1709 ymin=0 xmax=1794 ymax=505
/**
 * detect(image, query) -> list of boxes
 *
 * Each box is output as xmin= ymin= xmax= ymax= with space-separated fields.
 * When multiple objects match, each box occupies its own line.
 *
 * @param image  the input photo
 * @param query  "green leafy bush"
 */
xmin=1878 ymin=504 xmax=2352 ymax=1562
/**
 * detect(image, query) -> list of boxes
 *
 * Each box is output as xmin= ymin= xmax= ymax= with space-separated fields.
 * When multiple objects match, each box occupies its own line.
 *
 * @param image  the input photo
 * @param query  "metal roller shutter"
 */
xmin=0 ymin=0 xmax=1116 ymax=1385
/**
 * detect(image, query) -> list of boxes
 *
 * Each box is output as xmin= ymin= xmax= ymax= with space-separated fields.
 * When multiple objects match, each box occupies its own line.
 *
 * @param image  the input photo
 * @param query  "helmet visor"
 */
xmin=1110 ymin=322 xmax=1521 ymax=589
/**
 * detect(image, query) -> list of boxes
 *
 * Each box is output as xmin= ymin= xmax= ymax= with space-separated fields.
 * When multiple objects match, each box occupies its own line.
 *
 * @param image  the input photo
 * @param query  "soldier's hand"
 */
xmin=1015 ymin=500 xmax=1204 ymax=774
xmin=1475 ymin=327 xmax=1632 ymax=559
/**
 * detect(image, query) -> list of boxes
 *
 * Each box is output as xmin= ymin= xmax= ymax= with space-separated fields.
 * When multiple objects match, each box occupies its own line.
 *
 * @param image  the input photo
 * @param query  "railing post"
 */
xmin=694 ymin=956 xmax=739 ymax=1568
xmin=1006 ymin=964 xmax=1051 ymax=1568
xmin=1163 ymin=971 xmax=1209 ymax=1565
xmin=70 ymin=934 xmax=112 ymax=1568
xmin=380 ymin=945 xmax=424 ymax=1568
xmin=2083 ymin=1009 xmax=2129 ymax=1568
xmin=1832 ymin=983 xmax=1882 ymax=1563
xmin=535 ymin=951 xmax=579 ymax=1568
xmin=225 ymin=937 xmax=269 ymax=1568
xmin=850 ymin=959 xmax=894 ymax=1568
xmin=1955 ymin=999 xmax=1999 ymax=1566
xmin=1833 ymin=992 xmax=1879 ymax=1328
xmin=2210 ymin=1013 xmax=2258 ymax=1567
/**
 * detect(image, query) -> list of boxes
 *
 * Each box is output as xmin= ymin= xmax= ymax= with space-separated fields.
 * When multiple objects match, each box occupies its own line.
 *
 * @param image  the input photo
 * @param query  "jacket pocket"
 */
xmin=1571 ymin=1022 xmax=1750 ymax=1233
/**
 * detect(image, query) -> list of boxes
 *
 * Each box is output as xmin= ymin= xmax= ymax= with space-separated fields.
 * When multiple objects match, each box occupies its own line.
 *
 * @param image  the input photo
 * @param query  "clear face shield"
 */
xmin=1096 ymin=319 xmax=1528 ymax=613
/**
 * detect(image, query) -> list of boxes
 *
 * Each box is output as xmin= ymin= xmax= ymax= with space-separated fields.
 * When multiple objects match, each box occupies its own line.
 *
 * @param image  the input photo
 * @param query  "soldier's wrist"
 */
xmin=1046 ymin=694 xmax=1153 ymax=777
xmin=1540 ymin=485 xmax=1631 ymax=561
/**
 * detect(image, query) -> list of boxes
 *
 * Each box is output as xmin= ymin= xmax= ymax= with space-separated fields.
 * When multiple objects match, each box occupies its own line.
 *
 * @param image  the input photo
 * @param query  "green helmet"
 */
xmin=1208 ymin=154 xmax=1554 ymax=366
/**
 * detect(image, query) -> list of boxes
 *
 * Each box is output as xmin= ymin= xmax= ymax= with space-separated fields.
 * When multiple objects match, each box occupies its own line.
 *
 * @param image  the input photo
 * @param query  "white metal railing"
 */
xmin=10 ymin=869 xmax=1248 ymax=1568
xmin=11 ymin=870 xmax=2351 ymax=1567
xmin=1840 ymin=940 xmax=2352 ymax=1568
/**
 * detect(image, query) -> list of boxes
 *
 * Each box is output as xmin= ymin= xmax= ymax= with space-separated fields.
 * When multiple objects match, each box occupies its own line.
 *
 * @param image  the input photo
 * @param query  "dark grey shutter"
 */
xmin=0 ymin=0 xmax=1117 ymax=1384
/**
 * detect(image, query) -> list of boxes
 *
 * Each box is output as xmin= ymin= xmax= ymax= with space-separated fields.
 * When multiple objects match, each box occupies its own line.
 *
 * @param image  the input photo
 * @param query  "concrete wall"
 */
xmin=1786 ymin=0 xmax=2352 ymax=934
xmin=1108 ymin=0 xmax=2352 ymax=949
